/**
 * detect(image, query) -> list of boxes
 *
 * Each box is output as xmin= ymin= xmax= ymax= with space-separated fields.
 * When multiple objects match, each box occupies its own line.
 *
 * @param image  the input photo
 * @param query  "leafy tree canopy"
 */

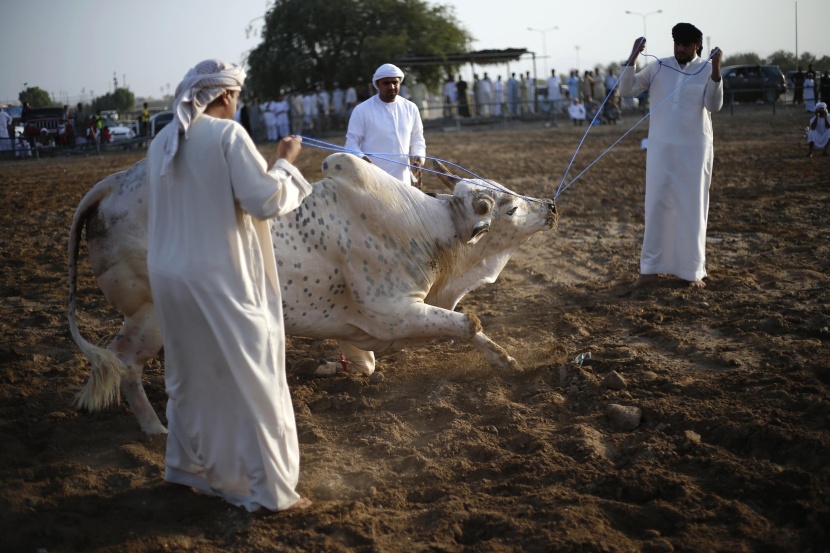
xmin=19 ymin=86 xmax=52 ymax=108
xmin=724 ymin=50 xmax=830 ymax=74
xmin=246 ymin=0 xmax=471 ymax=98
xmin=89 ymin=88 xmax=136 ymax=114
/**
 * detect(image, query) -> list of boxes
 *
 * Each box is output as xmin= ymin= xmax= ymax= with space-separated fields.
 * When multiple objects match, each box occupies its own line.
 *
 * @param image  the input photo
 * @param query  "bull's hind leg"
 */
xmin=290 ymin=342 xmax=374 ymax=377
xmin=110 ymin=304 xmax=166 ymax=434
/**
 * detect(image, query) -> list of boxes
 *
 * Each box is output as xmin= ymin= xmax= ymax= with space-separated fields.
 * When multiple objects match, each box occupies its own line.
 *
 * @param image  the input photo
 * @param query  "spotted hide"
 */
xmin=68 ymin=153 xmax=558 ymax=434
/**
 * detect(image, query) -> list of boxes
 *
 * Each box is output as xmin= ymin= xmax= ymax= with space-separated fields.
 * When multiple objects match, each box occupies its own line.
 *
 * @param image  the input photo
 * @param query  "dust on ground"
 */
xmin=1 ymin=107 xmax=828 ymax=552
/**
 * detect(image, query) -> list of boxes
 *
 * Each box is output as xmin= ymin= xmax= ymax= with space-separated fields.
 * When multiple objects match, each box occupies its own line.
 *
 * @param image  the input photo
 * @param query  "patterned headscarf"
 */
xmin=160 ymin=59 xmax=246 ymax=175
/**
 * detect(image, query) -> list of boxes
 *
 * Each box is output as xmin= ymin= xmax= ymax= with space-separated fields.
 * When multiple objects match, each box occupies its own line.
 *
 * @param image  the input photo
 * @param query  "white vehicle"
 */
xmin=107 ymin=125 xmax=136 ymax=143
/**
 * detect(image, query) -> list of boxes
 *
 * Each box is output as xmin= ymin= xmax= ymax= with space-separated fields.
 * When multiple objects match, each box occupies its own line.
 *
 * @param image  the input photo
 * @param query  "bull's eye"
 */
xmin=507 ymin=206 xmax=518 ymax=216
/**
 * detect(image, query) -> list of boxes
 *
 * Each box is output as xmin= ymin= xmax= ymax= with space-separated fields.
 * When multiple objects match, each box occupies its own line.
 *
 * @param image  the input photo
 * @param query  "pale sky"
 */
xmin=2 ymin=0 xmax=827 ymax=105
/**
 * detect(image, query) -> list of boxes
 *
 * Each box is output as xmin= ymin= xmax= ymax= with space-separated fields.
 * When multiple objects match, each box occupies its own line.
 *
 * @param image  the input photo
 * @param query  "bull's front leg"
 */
xmin=380 ymin=304 xmax=517 ymax=369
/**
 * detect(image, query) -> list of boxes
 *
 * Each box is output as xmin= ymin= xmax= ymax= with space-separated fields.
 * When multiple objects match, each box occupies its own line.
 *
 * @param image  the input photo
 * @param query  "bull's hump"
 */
xmin=321 ymin=152 xmax=401 ymax=195
xmin=321 ymin=153 xmax=365 ymax=184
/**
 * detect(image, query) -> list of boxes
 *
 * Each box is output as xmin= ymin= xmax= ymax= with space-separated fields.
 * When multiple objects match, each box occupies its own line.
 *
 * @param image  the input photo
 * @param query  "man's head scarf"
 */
xmin=817 ymin=102 xmax=828 ymax=111
xmin=160 ymin=59 xmax=246 ymax=175
xmin=672 ymin=23 xmax=704 ymax=57
xmin=671 ymin=23 xmax=703 ymax=44
xmin=372 ymin=63 xmax=405 ymax=90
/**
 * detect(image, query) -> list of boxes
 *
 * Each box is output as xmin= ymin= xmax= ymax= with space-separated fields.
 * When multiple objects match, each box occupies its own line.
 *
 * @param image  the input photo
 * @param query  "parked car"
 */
xmin=721 ymin=65 xmax=787 ymax=104
xmin=149 ymin=111 xmax=173 ymax=137
xmin=21 ymin=107 xmax=69 ymax=142
xmin=107 ymin=125 xmax=136 ymax=143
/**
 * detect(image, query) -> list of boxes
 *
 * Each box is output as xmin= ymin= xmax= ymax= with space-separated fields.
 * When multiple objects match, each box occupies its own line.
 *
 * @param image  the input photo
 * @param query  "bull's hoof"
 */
xmin=291 ymin=358 xmax=326 ymax=378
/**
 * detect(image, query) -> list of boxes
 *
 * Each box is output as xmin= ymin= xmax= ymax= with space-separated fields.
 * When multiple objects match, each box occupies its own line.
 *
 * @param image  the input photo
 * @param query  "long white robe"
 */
xmin=804 ymin=78 xmax=817 ymax=112
xmin=0 ymin=111 xmax=12 ymax=151
xmin=808 ymin=114 xmax=830 ymax=148
xmin=344 ymin=94 xmax=426 ymax=182
xmin=620 ymin=55 xmax=723 ymax=282
xmin=146 ymin=116 xmax=312 ymax=512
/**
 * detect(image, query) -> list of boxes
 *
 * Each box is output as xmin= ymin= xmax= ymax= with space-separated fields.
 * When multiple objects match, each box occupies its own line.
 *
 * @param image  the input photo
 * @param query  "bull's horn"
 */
xmin=467 ymin=221 xmax=490 ymax=244
xmin=433 ymin=160 xmax=461 ymax=191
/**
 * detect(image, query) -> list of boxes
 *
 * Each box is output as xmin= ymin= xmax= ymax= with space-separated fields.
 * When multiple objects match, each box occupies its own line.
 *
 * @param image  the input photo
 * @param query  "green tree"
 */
xmin=722 ymin=52 xmax=764 ymax=66
xmin=90 ymin=87 xmax=136 ymax=114
xmin=766 ymin=49 xmax=796 ymax=71
xmin=246 ymin=0 xmax=471 ymax=98
xmin=19 ymin=86 xmax=53 ymax=107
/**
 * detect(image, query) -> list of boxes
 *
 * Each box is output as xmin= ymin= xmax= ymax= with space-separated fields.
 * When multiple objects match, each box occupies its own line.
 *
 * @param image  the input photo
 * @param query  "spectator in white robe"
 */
xmin=525 ymin=71 xmax=536 ymax=113
xmin=0 ymin=107 xmax=12 ymax=151
xmin=411 ymin=79 xmax=428 ymax=117
xmin=507 ymin=73 xmax=519 ymax=114
xmin=262 ymin=97 xmax=278 ymax=141
xmin=332 ymin=82 xmax=345 ymax=115
xmin=480 ymin=73 xmax=494 ymax=115
xmin=568 ymin=98 xmax=586 ymax=125
xmin=443 ymin=75 xmax=457 ymax=117
xmin=547 ymin=70 xmax=563 ymax=112
xmin=332 ymin=82 xmax=345 ymax=128
xmin=274 ymin=94 xmax=290 ymax=140
xmin=807 ymin=102 xmax=830 ymax=157
xmin=302 ymin=91 xmax=317 ymax=134
xmin=345 ymin=83 xmax=358 ymax=114
xmin=290 ymin=92 xmax=304 ymax=135
xmin=492 ymin=76 xmax=504 ymax=116
xmin=604 ymin=71 xmax=619 ymax=99
xmin=620 ymin=23 xmax=723 ymax=289
xmin=146 ymin=59 xmax=313 ymax=513
xmin=804 ymin=72 xmax=817 ymax=113
xmin=345 ymin=63 xmax=426 ymax=186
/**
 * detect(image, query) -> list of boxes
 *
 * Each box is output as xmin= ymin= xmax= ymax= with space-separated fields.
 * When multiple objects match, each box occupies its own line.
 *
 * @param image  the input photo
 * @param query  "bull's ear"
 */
xmin=433 ymin=160 xmax=461 ymax=191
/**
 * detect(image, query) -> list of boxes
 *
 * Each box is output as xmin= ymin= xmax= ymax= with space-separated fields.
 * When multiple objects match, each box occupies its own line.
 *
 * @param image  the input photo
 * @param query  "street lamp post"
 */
xmin=527 ymin=26 xmax=559 ymax=77
xmin=575 ymin=45 xmax=580 ymax=72
xmin=625 ymin=9 xmax=662 ymax=56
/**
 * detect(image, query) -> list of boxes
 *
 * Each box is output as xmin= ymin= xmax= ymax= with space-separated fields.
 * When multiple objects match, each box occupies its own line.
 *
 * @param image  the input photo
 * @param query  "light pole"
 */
xmin=527 ymin=26 xmax=558 ymax=77
xmin=625 ymin=9 xmax=662 ymax=56
xmin=575 ymin=45 xmax=580 ymax=72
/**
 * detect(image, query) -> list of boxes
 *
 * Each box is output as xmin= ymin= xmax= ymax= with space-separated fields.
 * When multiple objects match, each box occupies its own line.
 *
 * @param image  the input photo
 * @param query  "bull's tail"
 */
xmin=67 ymin=180 xmax=126 ymax=411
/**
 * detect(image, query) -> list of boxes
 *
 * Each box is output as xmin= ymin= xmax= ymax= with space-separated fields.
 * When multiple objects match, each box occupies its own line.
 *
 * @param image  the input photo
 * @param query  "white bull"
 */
xmin=68 ymin=153 xmax=558 ymax=434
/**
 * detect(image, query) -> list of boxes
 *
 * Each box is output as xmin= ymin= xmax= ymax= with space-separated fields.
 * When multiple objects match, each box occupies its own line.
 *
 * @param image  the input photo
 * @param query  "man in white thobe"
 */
xmin=332 ymin=82 xmax=345 ymax=128
xmin=261 ymin=97 xmax=278 ymax=141
xmin=492 ymin=76 xmax=504 ymax=116
xmin=0 ymin=108 xmax=12 ymax=151
xmin=443 ymin=75 xmax=457 ymax=118
xmin=807 ymin=102 xmax=830 ymax=157
xmin=547 ymin=70 xmax=563 ymax=113
xmin=620 ymin=23 xmax=723 ymax=288
xmin=345 ymin=63 xmax=426 ymax=185
xmin=274 ymin=94 xmax=290 ymax=140
xmin=146 ymin=59 xmax=313 ymax=512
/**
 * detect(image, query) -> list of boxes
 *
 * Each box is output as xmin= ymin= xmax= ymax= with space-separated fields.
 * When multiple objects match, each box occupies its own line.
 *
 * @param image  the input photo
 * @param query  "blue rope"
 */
xmin=554 ymin=44 xmax=719 ymax=199
xmin=300 ymin=44 xmax=718 ymax=206
xmin=298 ymin=135 xmax=550 ymax=204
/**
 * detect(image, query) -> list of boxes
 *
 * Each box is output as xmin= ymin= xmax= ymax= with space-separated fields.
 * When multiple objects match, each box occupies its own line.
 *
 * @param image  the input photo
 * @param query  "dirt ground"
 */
xmin=1 ymin=105 xmax=829 ymax=553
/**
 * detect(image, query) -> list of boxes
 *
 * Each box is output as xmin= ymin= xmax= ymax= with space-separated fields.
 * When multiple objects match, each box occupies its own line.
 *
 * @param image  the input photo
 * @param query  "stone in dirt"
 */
xmin=605 ymin=403 xmax=642 ymax=431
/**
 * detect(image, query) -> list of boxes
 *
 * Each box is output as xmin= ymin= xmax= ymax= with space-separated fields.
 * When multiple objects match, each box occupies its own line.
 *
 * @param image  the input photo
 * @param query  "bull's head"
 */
xmin=433 ymin=160 xmax=556 ymax=246
xmin=434 ymin=160 xmax=492 ymax=244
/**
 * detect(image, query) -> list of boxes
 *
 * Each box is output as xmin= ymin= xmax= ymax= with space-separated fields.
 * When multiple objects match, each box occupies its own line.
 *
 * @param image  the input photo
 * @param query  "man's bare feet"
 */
xmin=688 ymin=279 xmax=706 ymax=288
xmin=630 ymin=274 xmax=658 ymax=289
xmin=287 ymin=497 xmax=313 ymax=510
xmin=253 ymin=497 xmax=312 ymax=516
